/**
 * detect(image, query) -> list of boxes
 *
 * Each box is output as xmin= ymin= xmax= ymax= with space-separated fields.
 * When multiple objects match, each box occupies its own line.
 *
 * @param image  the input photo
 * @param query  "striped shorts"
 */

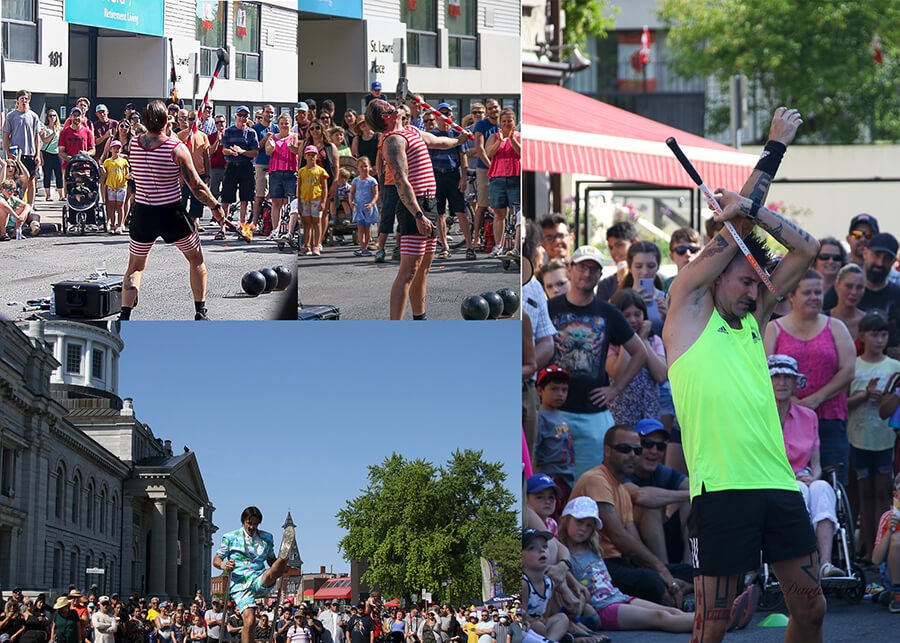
xmin=399 ymin=234 xmax=437 ymax=256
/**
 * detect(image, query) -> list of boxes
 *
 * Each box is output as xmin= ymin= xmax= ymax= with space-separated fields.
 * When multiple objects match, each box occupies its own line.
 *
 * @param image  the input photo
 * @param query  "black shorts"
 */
xmin=129 ymin=201 xmax=195 ymax=244
xmin=688 ymin=488 xmax=817 ymax=577
xmin=395 ymin=194 xmax=438 ymax=237
xmin=222 ymin=162 xmax=255 ymax=203
xmin=21 ymin=155 xmax=36 ymax=177
xmin=378 ymin=182 xmax=399 ymax=236
xmin=434 ymin=169 xmax=465 ymax=215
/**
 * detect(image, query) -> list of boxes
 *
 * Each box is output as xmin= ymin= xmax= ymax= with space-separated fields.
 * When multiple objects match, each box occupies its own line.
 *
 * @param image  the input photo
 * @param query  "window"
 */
xmin=86 ymin=481 xmax=94 ymax=529
xmin=72 ymin=474 xmax=80 ymax=524
xmin=65 ymin=343 xmax=82 ymax=375
xmin=233 ymin=2 xmax=261 ymax=81
xmin=84 ymin=553 xmax=91 ymax=590
xmin=401 ymin=0 xmax=437 ymax=67
xmin=447 ymin=0 xmax=477 ymax=68
xmin=52 ymin=544 xmax=63 ymax=588
xmin=55 ymin=465 xmax=65 ymax=519
xmin=92 ymin=348 xmax=104 ymax=380
xmin=69 ymin=551 xmax=77 ymax=587
xmin=197 ymin=0 xmax=228 ymax=78
xmin=2 ymin=0 xmax=38 ymax=62
xmin=100 ymin=487 xmax=107 ymax=534
xmin=0 ymin=446 xmax=14 ymax=497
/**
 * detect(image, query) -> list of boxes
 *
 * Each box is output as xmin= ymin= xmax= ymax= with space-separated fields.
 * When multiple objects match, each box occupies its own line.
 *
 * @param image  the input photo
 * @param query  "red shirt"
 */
xmin=60 ymin=124 xmax=95 ymax=159
xmin=209 ymin=131 xmax=226 ymax=169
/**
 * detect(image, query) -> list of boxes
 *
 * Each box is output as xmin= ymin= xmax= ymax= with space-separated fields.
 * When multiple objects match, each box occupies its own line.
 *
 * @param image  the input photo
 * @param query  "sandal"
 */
xmin=213 ymin=231 xmax=225 ymax=241
xmin=438 ymin=249 xmax=451 ymax=259
xmin=465 ymin=248 xmax=476 ymax=260
xmin=300 ymin=246 xmax=310 ymax=255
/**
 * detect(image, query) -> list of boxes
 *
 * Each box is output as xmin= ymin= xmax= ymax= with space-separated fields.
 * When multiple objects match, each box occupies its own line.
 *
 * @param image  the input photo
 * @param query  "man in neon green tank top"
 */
xmin=664 ymin=108 xmax=825 ymax=643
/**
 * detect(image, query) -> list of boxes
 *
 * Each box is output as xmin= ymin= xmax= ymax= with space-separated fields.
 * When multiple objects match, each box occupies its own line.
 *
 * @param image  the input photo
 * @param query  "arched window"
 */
xmin=99 ymin=486 xmax=107 ymax=534
xmin=84 ymin=552 xmax=92 ymax=589
xmin=72 ymin=472 xmax=81 ymax=524
xmin=112 ymin=493 xmax=119 ymax=537
xmin=69 ymin=549 xmax=78 ymax=587
xmin=52 ymin=543 xmax=64 ymax=588
xmin=55 ymin=464 xmax=66 ymax=519
xmin=86 ymin=480 xmax=94 ymax=529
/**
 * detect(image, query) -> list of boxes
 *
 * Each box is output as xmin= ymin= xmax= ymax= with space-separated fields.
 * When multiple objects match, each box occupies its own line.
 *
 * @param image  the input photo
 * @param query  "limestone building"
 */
xmin=0 ymin=320 xmax=215 ymax=600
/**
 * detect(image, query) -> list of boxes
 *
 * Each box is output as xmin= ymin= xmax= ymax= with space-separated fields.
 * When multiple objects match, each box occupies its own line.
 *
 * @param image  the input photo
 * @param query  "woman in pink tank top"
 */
xmin=264 ymin=113 xmax=300 ymax=240
xmin=485 ymin=108 xmax=520 ymax=257
xmin=763 ymin=269 xmax=857 ymax=484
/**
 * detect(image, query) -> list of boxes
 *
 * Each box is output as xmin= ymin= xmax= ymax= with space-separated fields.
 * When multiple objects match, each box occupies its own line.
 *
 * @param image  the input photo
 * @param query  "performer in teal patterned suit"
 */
xmin=213 ymin=507 xmax=294 ymax=643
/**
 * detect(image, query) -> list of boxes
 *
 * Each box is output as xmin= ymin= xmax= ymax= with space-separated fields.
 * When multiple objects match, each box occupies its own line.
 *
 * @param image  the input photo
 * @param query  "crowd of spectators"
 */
xmin=521 ymin=201 xmax=900 ymax=636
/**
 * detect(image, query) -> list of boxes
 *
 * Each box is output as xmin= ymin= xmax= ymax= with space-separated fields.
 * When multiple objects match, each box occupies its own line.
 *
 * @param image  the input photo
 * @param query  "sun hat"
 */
xmin=561 ymin=496 xmax=603 ymax=530
xmin=54 ymin=597 xmax=70 ymax=610
xmin=767 ymin=354 xmax=808 ymax=389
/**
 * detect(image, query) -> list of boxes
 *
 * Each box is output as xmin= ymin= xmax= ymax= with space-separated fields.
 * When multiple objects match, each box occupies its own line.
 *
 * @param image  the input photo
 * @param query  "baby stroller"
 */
xmin=323 ymin=156 xmax=359 ymax=246
xmin=62 ymin=153 xmax=106 ymax=235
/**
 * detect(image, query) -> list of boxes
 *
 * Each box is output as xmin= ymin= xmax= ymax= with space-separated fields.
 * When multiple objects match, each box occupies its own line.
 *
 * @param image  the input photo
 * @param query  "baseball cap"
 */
xmin=436 ymin=102 xmax=452 ymax=112
xmin=303 ymin=145 xmax=318 ymax=155
xmin=868 ymin=232 xmax=898 ymax=256
xmin=526 ymin=473 xmax=560 ymax=496
xmin=235 ymin=105 xmax=251 ymax=115
xmin=536 ymin=365 xmax=569 ymax=387
xmin=371 ymin=81 xmax=382 ymax=90
xmin=95 ymin=104 xmax=108 ymax=112
xmin=849 ymin=214 xmax=879 ymax=233
xmin=69 ymin=106 xmax=83 ymax=115
xmin=125 ymin=103 xmax=136 ymax=111
xmin=99 ymin=597 xmax=111 ymax=604
xmin=297 ymin=102 xmax=309 ymax=111
xmin=570 ymin=245 xmax=610 ymax=266
xmin=522 ymin=528 xmax=553 ymax=548
xmin=634 ymin=418 xmax=669 ymax=439
xmin=110 ymin=140 xmax=123 ymax=148
xmin=561 ymin=496 xmax=603 ymax=529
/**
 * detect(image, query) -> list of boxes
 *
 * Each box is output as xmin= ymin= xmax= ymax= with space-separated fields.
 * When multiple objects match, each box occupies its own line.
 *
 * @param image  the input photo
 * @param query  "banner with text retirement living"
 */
xmin=65 ymin=0 xmax=164 ymax=37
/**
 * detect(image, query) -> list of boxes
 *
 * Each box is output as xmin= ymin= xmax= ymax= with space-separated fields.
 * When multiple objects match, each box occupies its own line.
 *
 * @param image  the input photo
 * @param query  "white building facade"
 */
xmin=0 ymin=320 xmax=215 ymax=601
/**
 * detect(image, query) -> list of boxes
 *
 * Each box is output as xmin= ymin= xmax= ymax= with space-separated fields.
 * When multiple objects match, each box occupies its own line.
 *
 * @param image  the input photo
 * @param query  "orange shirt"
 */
xmin=177 ymin=129 xmax=211 ymax=175
xmin=569 ymin=463 xmax=633 ymax=559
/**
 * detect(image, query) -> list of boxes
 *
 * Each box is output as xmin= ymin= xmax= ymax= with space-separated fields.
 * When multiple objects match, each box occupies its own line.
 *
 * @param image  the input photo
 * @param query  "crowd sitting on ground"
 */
xmin=0 ymin=587 xmax=524 ymax=643
xmin=0 ymin=83 xmax=520 ymax=262
xmin=521 ymin=169 xmax=900 ymax=637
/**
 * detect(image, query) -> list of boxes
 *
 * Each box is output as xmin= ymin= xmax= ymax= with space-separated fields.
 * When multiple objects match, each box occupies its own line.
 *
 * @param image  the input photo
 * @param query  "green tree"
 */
xmin=336 ymin=450 xmax=517 ymax=606
xmin=658 ymin=0 xmax=900 ymax=143
xmin=562 ymin=1 xmax=618 ymax=48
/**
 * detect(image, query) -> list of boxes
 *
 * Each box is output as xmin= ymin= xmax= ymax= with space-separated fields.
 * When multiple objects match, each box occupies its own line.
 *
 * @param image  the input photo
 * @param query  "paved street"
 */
xmin=299 ymin=235 xmax=520 ymax=320
xmin=1 ymin=199 xmax=296 ymax=321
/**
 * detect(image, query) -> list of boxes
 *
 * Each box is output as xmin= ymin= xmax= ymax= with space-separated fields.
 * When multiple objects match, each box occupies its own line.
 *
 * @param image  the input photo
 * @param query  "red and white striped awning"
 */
xmin=522 ymin=82 xmax=757 ymax=190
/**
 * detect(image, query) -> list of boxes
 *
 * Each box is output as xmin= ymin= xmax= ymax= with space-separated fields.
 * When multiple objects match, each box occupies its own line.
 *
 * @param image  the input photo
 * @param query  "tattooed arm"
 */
xmin=175 ymin=144 xmax=220 ymax=211
xmin=382 ymin=133 xmax=433 ymax=236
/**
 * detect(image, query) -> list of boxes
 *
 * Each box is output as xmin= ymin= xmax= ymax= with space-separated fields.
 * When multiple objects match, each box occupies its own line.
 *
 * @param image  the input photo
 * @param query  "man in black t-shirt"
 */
xmin=344 ymin=607 xmax=374 ymax=643
xmin=547 ymin=245 xmax=647 ymax=480
xmin=824 ymin=232 xmax=900 ymax=352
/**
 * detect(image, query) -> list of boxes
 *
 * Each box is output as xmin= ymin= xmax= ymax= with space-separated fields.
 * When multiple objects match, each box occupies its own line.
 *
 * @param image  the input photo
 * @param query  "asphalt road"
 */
xmin=299 ymin=235 xmax=520 ymax=320
xmin=1 ymin=198 xmax=296 ymax=321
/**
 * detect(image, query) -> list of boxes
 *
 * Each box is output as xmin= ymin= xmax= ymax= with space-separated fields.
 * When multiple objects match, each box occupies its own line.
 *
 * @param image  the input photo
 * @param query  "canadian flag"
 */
xmin=407 ymin=0 xmax=417 ymax=10
xmin=873 ymin=34 xmax=883 ymax=64
xmin=201 ymin=2 xmax=214 ymax=30
xmin=639 ymin=25 xmax=651 ymax=66
xmin=449 ymin=0 xmax=460 ymax=17
xmin=236 ymin=8 xmax=247 ymax=37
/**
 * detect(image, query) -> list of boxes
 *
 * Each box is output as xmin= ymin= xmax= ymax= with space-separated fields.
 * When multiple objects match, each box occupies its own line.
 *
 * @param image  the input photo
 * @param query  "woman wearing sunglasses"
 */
xmin=40 ymin=110 xmax=64 ymax=201
xmin=813 ymin=236 xmax=847 ymax=294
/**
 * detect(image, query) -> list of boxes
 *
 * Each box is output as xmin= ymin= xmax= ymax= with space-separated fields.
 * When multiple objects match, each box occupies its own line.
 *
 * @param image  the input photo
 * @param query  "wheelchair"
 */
xmin=756 ymin=463 xmax=866 ymax=610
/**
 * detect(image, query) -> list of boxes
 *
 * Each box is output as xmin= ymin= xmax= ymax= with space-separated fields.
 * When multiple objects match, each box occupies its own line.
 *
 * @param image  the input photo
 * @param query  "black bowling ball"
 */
xmin=273 ymin=265 xmax=292 ymax=291
xmin=461 ymin=295 xmax=490 ymax=320
xmin=481 ymin=291 xmax=504 ymax=319
xmin=496 ymin=288 xmax=520 ymax=317
xmin=260 ymin=267 xmax=278 ymax=293
xmin=241 ymin=271 xmax=266 ymax=297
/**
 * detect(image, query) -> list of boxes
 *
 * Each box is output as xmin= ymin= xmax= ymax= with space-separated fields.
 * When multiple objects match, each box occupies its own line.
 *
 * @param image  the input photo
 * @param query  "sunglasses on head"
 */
xmin=673 ymin=245 xmax=700 ymax=255
xmin=849 ymin=229 xmax=875 ymax=240
xmin=640 ymin=437 xmax=668 ymax=451
xmin=611 ymin=443 xmax=642 ymax=455
xmin=817 ymin=253 xmax=841 ymax=262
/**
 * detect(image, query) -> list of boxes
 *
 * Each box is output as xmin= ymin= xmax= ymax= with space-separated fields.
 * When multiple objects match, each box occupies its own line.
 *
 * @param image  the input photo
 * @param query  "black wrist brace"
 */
xmin=755 ymin=140 xmax=786 ymax=177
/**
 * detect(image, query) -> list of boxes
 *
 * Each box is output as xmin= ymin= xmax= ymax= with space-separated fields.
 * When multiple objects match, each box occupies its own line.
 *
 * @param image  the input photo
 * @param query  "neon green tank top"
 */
xmin=669 ymin=308 xmax=797 ymax=499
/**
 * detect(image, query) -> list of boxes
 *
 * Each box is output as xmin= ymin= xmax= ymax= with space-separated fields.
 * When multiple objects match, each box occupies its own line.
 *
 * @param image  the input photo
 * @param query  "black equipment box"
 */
xmin=298 ymin=305 xmax=340 ymax=320
xmin=53 ymin=275 xmax=123 ymax=318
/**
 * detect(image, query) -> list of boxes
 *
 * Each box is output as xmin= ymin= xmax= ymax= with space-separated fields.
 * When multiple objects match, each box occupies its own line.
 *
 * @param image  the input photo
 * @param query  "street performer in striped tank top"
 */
xmin=121 ymin=100 xmax=226 ymax=320
xmin=366 ymin=98 xmax=471 ymax=320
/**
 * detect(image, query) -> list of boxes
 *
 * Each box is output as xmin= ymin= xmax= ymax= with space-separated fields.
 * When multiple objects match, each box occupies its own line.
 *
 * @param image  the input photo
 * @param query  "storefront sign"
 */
xmin=365 ymin=20 xmax=406 ymax=91
xmin=65 ymin=0 xmax=164 ymax=37
xmin=298 ymin=0 xmax=362 ymax=20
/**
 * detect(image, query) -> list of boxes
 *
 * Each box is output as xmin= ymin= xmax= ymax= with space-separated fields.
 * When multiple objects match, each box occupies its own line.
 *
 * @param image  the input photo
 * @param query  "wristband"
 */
xmin=747 ymin=200 xmax=761 ymax=222
xmin=754 ymin=140 xmax=786 ymax=177
xmin=561 ymin=558 xmax=573 ymax=572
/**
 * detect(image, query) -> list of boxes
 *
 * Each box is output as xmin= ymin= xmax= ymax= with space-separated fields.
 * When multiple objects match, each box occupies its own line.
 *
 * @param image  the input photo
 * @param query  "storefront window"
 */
xmin=2 ymin=0 xmax=38 ymax=62
xmin=233 ymin=2 xmax=261 ymax=81
xmin=447 ymin=0 xmax=477 ymax=68
xmin=197 ymin=0 xmax=228 ymax=78
xmin=400 ymin=0 xmax=437 ymax=67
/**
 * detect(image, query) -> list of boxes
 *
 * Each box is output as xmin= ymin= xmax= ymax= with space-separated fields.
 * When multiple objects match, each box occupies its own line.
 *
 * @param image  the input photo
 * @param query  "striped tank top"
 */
xmin=129 ymin=135 xmax=185 ymax=205
xmin=384 ymin=126 xmax=435 ymax=197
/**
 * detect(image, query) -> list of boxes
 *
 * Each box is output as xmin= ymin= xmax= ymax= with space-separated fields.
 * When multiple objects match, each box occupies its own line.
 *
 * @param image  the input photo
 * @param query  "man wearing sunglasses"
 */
xmin=622 ymin=419 xmax=691 ymax=568
xmin=569 ymin=424 xmax=692 ymax=608
xmin=217 ymin=105 xmax=259 ymax=239
xmin=845 ymin=213 xmax=879 ymax=268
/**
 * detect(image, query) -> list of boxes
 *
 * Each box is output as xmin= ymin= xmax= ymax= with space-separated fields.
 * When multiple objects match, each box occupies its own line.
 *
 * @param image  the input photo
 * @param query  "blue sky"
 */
xmin=119 ymin=322 xmax=520 ymax=573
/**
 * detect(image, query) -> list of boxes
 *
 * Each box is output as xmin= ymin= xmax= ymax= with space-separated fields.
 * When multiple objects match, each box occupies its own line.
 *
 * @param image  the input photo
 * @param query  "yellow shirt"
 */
xmin=462 ymin=622 xmax=477 ymax=643
xmin=102 ymin=156 xmax=129 ymax=189
xmin=298 ymin=165 xmax=328 ymax=203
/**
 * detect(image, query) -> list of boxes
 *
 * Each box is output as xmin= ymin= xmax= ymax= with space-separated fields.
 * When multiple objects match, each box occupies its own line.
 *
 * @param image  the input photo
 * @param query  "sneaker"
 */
xmin=279 ymin=524 xmax=296 ymax=560
xmin=360 ymin=249 xmax=372 ymax=257
xmin=488 ymin=246 xmax=501 ymax=257
xmin=890 ymin=591 xmax=900 ymax=613
xmin=392 ymin=247 xmax=401 ymax=261
xmin=353 ymin=249 xmax=364 ymax=256
xmin=312 ymin=246 xmax=321 ymax=256
xmin=821 ymin=562 xmax=844 ymax=578
xmin=374 ymin=248 xmax=386 ymax=263
xmin=194 ymin=309 xmax=209 ymax=321
xmin=267 ymin=231 xmax=280 ymax=240
xmin=727 ymin=584 xmax=759 ymax=631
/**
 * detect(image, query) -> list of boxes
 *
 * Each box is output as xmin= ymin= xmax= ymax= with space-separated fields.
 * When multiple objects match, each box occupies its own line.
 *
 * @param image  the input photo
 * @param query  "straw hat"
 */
xmin=54 ymin=597 xmax=70 ymax=610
